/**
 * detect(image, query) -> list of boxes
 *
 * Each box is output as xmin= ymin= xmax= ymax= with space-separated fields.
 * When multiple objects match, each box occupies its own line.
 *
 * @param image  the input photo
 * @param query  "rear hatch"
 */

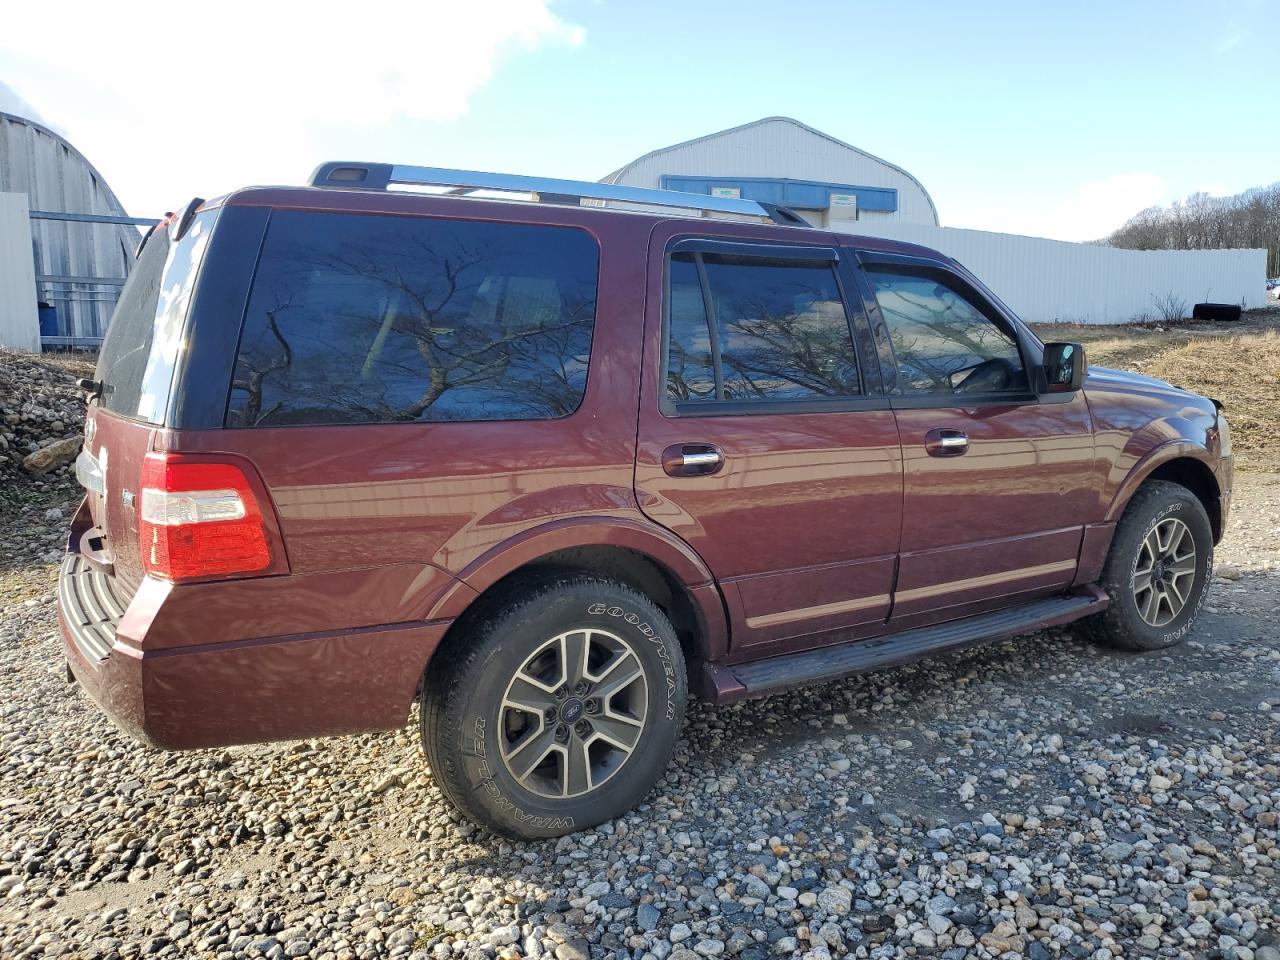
xmin=77 ymin=206 xmax=218 ymax=594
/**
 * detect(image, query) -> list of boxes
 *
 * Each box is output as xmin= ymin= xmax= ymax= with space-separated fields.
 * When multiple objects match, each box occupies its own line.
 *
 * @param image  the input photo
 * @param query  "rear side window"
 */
xmin=665 ymin=250 xmax=861 ymax=405
xmin=95 ymin=212 xmax=217 ymax=423
xmin=227 ymin=211 xmax=599 ymax=427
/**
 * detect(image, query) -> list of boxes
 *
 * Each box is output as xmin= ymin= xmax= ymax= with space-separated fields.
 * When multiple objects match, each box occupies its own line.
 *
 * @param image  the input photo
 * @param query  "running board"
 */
xmin=704 ymin=589 xmax=1108 ymax=702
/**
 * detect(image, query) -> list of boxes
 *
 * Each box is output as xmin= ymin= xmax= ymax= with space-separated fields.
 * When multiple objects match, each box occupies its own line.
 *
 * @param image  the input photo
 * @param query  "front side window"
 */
xmin=227 ymin=211 xmax=599 ymax=427
xmin=865 ymin=269 xmax=1028 ymax=396
xmin=665 ymin=251 xmax=861 ymax=405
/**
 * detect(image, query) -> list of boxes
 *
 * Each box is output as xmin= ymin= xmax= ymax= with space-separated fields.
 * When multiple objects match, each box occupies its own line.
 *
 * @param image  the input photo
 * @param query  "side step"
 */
xmin=706 ymin=589 xmax=1107 ymax=702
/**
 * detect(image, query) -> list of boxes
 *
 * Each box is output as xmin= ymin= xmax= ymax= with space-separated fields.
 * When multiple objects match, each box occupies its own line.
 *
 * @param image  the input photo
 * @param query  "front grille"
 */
xmin=59 ymin=554 xmax=132 ymax=663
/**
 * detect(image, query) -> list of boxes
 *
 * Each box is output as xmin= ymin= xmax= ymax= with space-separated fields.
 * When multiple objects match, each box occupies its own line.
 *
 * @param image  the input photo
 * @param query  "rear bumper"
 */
xmin=58 ymin=555 xmax=450 ymax=750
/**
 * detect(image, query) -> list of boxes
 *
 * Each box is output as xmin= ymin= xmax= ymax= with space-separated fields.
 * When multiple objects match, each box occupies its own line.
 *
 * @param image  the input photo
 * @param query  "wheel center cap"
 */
xmin=1154 ymin=560 xmax=1166 ymax=580
xmin=560 ymin=698 xmax=585 ymax=723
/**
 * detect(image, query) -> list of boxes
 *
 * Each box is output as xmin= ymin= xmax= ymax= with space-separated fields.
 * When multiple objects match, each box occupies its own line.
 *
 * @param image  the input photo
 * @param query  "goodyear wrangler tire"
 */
xmin=1081 ymin=480 xmax=1214 ymax=652
xmin=421 ymin=576 xmax=687 ymax=839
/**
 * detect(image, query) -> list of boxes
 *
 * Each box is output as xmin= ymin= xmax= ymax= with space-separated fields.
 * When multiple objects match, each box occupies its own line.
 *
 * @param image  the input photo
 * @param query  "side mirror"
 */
xmin=1043 ymin=342 xmax=1086 ymax=393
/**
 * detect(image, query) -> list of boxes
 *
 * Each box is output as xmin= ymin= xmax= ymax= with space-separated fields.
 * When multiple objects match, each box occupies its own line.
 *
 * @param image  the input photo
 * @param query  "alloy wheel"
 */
xmin=1132 ymin=517 xmax=1197 ymax=627
xmin=498 ymin=629 xmax=648 ymax=799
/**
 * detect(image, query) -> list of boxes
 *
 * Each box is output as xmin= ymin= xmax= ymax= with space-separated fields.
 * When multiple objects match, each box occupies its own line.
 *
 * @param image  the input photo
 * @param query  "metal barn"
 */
xmin=603 ymin=116 xmax=939 ymax=229
xmin=0 ymin=111 xmax=144 ymax=343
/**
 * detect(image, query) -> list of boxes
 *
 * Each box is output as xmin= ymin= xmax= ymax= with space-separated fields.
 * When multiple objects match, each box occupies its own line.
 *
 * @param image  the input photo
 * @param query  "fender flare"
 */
xmin=424 ymin=515 xmax=730 ymax=657
xmin=1105 ymin=440 xmax=1219 ymax=525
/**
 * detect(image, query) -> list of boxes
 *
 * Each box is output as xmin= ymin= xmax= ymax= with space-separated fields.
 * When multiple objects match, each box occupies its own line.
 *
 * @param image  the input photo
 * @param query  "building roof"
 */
xmin=602 ymin=116 xmax=939 ymax=225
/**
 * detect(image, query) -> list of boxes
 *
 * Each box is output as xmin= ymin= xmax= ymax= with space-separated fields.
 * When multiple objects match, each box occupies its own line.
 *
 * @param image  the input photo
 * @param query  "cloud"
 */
xmin=1050 ymin=172 xmax=1167 ymax=240
xmin=945 ymin=172 xmax=1167 ymax=242
xmin=0 ymin=1 xmax=585 ymax=212
xmin=1214 ymin=30 xmax=1243 ymax=55
xmin=0 ymin=80 xmax=53 ymax=128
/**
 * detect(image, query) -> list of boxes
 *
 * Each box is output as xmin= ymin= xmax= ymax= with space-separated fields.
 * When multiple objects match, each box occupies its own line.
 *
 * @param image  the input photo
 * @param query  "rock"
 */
xmin=1102 ymin=841 xmax=1134 ymax=861
xmin=1215 ymin=563 xmax=1243 ymax=580
xmin=913 ymin=929 xmax=937 ymax=948
xmin=488 ymin=926 xmax=520 ymax=946
xmin=22 ymin=436 xmax=81 ymax=475
xmin=637 ymin=903 xmax=661 ymax=932
xmin=816 ymin=886 xmax=852 ymax=915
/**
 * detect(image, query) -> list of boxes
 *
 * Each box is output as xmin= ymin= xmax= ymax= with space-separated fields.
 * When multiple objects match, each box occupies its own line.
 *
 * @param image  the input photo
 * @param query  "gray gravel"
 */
xmin=1 ymin=573 xmax=1277 ymax=960
xmin=1 ymin=350 xmax=1277 ymax=959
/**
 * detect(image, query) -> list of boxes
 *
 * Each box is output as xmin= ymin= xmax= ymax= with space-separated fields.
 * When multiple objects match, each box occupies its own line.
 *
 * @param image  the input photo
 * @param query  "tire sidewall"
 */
xmin=450 ymin=583 xmax=686 ymax=837
xmin=1109 ymin=491 xmax=1213 ymax=648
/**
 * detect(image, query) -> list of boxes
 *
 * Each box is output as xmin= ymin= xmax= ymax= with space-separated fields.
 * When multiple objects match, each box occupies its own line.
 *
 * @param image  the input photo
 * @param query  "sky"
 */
xmin=1 ymin=0 xmax=1274 ymax=242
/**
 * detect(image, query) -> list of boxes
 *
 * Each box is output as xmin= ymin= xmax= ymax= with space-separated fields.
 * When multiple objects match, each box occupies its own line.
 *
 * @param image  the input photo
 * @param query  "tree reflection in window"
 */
xmin=665 ymin=252 xmax=860 ymax=403
xmin=865 ymin=270 xmax=1026 ymax=395
xmin=227 ymin=212 xmax=598 ymax=427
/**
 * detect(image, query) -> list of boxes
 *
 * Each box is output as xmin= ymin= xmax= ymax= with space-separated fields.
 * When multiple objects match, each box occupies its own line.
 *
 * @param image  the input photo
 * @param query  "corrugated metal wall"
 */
xmin=0 ymin=112 xmax=140 ymax=340
xmin=604 ymin=117 xmax=939 ymax=226
xmin=0 ymin=192 xmax=40 ymax=351
xmin=844 ymin=220 xmax=1268 ymax=325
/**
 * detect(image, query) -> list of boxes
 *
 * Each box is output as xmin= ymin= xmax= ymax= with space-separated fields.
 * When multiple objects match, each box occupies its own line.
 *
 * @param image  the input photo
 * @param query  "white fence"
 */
xmin=839 ymin=220 xmax=1268 ymax=325
xmin=0 ymin=192 xmax=40 ymax=352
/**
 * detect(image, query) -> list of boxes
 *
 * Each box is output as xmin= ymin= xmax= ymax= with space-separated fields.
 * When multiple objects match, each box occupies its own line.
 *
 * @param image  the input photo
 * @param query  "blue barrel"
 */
xmin=38 ymin=302 xmax=58 ymax=338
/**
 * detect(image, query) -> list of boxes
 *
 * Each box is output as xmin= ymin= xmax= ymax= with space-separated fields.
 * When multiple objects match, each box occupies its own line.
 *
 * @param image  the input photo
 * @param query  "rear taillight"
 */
xmin=139 ymin=453 xmax=273 ymax=581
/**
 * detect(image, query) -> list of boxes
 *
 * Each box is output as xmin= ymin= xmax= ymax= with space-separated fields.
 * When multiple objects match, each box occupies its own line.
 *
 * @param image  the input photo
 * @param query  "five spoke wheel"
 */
xmin=1132 ymin=517 xmax=1197 ymax=627
xmin=498 ymin=629 xmax=648 ymax=799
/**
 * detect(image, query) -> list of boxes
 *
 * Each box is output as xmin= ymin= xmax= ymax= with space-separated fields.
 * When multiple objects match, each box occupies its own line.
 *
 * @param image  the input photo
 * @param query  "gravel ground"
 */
xmin=1 ymin=349 xmax=1278 ymax=960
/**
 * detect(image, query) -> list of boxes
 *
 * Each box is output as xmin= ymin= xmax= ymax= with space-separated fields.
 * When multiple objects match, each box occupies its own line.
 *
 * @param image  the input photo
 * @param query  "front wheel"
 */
xmin=1082 ymin=480 xmax=1214 ymax=651
xmin=421 ymin=576 xmax=687 ymax=839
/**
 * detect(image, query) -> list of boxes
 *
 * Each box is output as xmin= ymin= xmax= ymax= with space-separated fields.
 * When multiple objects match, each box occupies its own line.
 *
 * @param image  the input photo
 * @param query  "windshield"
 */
xmin=95 ymin=210 xmax=218 ymax=423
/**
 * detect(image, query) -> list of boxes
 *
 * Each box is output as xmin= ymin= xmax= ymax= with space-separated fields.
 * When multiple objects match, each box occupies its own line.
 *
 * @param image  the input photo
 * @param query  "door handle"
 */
xmin=662 ymin=443 xmax=724 ymax=477
xmin=925 ymin=429 xmax=968 ymax=457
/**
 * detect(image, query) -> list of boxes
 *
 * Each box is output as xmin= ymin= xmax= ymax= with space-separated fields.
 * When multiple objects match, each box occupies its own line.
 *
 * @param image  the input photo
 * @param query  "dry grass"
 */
xmin=1035 ymin=306 xmax=1280 ymax=472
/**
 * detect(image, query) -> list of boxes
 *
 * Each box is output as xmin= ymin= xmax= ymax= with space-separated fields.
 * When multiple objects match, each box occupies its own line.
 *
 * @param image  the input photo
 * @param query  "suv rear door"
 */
xmin=851 ymin=250 xmax=1096 ymax=626
xmin=634 ymin=223 xmax=902 ymax=656
xmin=79 ymin=208 xmax=218 ymax=592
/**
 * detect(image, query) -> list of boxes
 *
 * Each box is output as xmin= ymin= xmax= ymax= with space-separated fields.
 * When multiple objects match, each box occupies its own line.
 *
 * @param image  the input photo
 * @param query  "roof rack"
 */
xmin=308 ymin=161 xmax=809 ymax=227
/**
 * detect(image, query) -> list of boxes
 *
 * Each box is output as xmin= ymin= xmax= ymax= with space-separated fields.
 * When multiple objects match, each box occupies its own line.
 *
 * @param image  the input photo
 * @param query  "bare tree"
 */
xmin=1105 ymin=182 xmax=1280 ymax=278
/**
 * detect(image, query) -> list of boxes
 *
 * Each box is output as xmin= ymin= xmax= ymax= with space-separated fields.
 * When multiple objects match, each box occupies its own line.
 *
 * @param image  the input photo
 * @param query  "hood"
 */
xmin=1085 ymin=365 xmax=1219 ymax=414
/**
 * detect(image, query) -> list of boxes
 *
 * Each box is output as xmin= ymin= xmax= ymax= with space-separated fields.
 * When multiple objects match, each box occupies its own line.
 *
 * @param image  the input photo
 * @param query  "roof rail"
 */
xmin=308 ymin=161 xmax=808 ymax=226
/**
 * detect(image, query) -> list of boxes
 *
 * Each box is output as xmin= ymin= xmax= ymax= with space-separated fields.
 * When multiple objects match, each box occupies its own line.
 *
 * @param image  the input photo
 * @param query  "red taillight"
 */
xmin=139 ymin=454 xmax=273 ymax=581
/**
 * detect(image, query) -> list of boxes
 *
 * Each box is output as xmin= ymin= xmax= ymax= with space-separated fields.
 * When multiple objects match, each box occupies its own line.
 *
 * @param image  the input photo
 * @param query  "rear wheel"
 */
xmin=1082 ymin=480 xmax=1214 ymax=651
xmin=421 ymin=576 xmax=687 ymax=838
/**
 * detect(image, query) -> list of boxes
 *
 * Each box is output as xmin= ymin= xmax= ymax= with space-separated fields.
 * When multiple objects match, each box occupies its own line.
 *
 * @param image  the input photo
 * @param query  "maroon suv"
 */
xmin=59 ymin=163 xmax=1232 ymax=838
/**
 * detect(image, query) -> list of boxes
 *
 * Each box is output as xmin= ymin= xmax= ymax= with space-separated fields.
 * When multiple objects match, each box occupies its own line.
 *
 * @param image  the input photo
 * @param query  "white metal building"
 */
xmin=603 ymin=116 xmax=939 ymax=229
xmin=604 ymin=117 xmax=1266 ymax=323
xmin=0 ymin=110 xmax=144 ymax=349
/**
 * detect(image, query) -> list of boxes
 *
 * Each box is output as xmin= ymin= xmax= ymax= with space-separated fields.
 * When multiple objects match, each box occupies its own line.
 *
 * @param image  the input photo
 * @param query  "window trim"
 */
xmin=659 ymin=237 xmax=873 ymax=417
xmin=852 ymin=252 xmax=1044 ymax=406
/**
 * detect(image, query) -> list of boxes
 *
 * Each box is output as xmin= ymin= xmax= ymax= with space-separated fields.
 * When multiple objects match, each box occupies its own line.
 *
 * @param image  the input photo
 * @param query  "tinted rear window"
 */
xmin=226 ymin=211 xmax=599 ymax=427
xmin=665 ymin=252 xmax=861 ymax=403
xmin=95 ymin=212 xmax=217 ymax=423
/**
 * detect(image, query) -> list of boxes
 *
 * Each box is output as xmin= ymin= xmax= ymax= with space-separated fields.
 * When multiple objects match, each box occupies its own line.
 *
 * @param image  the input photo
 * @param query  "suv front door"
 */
xmin=634 ymin=225 xmax=902 ymax=656
xmin=854 ymin=252 xmax=1096 ymax=626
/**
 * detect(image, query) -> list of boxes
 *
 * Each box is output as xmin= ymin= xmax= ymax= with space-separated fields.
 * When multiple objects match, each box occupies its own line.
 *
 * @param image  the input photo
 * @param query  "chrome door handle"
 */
xmin=925 ymin=429 xmax=968 ymax=457
xmin=681 ymin=450 xmax=722 ymax=469
xmin=662 ymin=443 xmax=724 ymax=477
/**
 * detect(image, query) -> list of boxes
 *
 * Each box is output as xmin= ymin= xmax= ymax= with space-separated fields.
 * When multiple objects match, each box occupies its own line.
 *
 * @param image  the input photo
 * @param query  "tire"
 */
xmin=1081 ymin=480 xmax=1214 ymax=651
xmin=421 ymin=576 xmax=687 ymax=839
